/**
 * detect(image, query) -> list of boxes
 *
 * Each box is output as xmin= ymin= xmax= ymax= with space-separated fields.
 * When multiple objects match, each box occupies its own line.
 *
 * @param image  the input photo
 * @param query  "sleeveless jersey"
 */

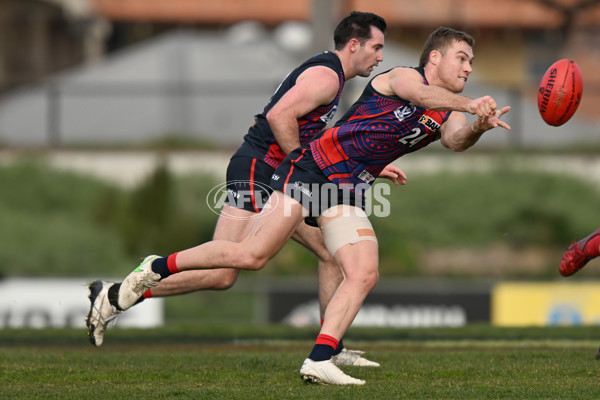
xmin=310 ymin=67 xmax=451 ymax=187
xmin=239 ymin=51 xmax=345 ymax=169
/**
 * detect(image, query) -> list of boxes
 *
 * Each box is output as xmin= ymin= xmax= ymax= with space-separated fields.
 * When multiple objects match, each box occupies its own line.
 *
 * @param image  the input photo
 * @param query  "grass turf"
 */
xmin=1 ymin=324 xmax=599 ymax=399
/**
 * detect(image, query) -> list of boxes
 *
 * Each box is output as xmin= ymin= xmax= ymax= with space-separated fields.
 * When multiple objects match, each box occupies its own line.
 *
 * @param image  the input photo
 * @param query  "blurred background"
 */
xmin=1 ymin=0 xmax=600 ymax=331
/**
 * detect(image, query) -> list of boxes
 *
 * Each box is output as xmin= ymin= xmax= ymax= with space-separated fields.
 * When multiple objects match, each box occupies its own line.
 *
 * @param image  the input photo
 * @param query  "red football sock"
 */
xmin=167 ymin=252 xmax=180 ymax=274
xmin=315 ymin=333 xmax=339 ymax=350
xmin=585 ymin=235 xmax=600 ymax=258
xmin=308 ymin=334 xmax=339 ymax=361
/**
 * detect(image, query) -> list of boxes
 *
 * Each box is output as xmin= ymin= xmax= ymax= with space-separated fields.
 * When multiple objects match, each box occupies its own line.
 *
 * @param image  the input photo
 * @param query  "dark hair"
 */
xmin=418 ymin=27 xmax=475 ymax=68
xmin=333 ymin=11 xmax=387 ymax=50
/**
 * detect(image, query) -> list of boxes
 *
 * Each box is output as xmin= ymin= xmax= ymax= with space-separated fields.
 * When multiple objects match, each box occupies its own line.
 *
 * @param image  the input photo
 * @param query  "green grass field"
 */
xmin=2 ymin=324 xmax=599 ymax=399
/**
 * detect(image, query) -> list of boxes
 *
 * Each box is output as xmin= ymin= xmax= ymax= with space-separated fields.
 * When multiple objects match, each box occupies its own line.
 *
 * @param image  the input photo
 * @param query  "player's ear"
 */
xmin=348 ymin=38 xmax=361 ymax=53
xmin=429 ymin=50 xmax=441 ymax=66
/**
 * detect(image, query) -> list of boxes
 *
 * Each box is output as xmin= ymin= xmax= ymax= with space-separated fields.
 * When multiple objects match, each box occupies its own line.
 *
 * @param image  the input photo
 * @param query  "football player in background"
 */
xmin=559 ymin=228 xmax=600 ymax=276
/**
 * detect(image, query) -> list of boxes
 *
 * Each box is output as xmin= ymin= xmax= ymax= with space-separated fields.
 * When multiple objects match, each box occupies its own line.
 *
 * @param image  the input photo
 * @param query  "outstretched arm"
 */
xmin=374 ymin=67 xmax=497 ymax=117
xmin=371 ymin=66 xmax=511 ymax=151
xmin=440 ymin=106 xmax=511 ymax=151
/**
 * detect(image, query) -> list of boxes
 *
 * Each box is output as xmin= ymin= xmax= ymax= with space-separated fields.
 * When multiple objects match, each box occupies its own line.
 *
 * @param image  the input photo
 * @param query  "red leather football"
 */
xmin=537 ymin=59 xmax=583 ymax=126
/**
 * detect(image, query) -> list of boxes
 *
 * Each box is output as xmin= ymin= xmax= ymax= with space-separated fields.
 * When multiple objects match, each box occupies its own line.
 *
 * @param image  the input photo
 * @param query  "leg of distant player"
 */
xmin=565 ymin=228 xmax=600 ymax=360
xmin=559 ymin=228 xmax=600 ymax=277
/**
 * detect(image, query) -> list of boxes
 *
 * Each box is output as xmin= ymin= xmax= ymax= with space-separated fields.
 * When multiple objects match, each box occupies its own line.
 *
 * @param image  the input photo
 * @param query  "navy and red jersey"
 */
xmin=238 ymin=51 xmax=345 ymax=169
xmin=310 ymin=67 xmax=451 ymax=187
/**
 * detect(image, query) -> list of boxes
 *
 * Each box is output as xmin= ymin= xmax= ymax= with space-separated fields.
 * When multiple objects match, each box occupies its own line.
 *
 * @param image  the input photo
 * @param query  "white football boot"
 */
xmin=300 ymin=358 xmax=366 ymax=385
xmin=118 ymin=255 xmax=161 ymax=310
xmin=86 ymin=280 xmax=120 ymax=347
xmin=332 ymin=348 xmax=380 ymax=367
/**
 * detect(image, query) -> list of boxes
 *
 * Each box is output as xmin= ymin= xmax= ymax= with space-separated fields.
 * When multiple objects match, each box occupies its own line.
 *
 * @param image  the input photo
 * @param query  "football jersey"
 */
xmin=238 ymin=51 xmax=345 ymax=169
xmin=310 ymin=67 xmax=451 ymax=186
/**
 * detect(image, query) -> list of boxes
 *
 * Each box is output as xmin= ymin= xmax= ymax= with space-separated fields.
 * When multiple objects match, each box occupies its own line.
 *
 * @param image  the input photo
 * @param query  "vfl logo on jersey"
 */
xmin=419 ymin=114 xmax=441 ymax=131
xmin=320 ymin=105 xmax=338 ymax=124
xmin=357 ymin=170 xmax=375 ymax=184
xmin=393 ymin=104 xmax=416 ymax=122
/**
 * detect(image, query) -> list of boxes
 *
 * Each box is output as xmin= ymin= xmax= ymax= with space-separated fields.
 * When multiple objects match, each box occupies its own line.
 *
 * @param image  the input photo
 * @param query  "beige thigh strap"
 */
xmin=320 ymin=208 xmax=377 ymax=256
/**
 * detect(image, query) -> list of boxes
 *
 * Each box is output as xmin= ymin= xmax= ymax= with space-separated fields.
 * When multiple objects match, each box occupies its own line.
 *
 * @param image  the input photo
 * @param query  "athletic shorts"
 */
xmin=225 ymin=155 xmax=275 ymax=213
xmin=270 ymin=147 xmax=368 ymax=226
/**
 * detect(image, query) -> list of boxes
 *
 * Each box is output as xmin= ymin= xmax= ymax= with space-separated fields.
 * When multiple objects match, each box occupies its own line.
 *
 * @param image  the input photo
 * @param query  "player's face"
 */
xmin=354 ymin=27 xmax=385 ymax=77
xmin=438 ymin=40 xmax=473 ymax=93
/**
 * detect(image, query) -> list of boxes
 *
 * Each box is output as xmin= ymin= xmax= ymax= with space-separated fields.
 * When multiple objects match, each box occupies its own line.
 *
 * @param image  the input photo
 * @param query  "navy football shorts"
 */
xmin=270 ymin=147 xmax=367 ymax=226
xmin=224 ymin=155 xmax=274 ymax=213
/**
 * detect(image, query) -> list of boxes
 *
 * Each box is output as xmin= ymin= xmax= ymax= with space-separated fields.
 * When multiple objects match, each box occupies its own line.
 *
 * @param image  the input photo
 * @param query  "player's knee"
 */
xmin=230 ymin=243 xmax=269 ymax=271
xmin=348 ymin=266 xmax=379 ymax=291
xmin=238 ymin=253 xmax=268 ymax=271
xmin=362 ymin=269 xmax=379 ymax=291
xmin=212 ymin=270 xmax=239 ymax=290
